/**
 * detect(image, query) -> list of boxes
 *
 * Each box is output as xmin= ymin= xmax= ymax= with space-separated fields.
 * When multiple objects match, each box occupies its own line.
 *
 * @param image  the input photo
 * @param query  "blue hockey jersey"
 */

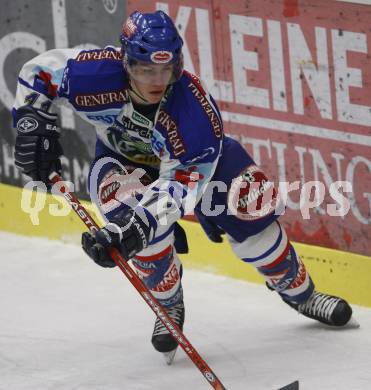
xmin=13 ymin=47 xmax=225 ymax=234
xmin=14 ymin=46 xmax=280 ymax=243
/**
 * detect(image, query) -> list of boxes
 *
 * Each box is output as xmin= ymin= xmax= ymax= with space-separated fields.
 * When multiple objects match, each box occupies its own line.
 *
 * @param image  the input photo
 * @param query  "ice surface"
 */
xmin=1 ymin=231 xmax=370 ymax=390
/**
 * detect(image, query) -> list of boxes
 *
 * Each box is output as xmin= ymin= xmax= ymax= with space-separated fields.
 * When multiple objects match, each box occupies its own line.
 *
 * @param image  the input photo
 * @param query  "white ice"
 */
xmin=1 ymin=231 xmax=370 ymax=390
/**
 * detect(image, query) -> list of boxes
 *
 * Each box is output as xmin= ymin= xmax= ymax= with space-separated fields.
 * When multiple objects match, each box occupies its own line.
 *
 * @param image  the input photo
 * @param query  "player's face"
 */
xmin=128 ymin=62 xmax=174 ymax=104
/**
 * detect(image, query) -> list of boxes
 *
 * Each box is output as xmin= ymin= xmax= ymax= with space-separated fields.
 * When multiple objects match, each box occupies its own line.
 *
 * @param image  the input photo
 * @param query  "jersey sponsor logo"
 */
xmin=104 ymin=120 xmax=160 ymax=166
xmin=132 ymin=111 xmax=150 ymax=126
xmin=188 ymin=82 xmax=222 ymax=139
xmin=100 ymin=180 xmax=120 ymax=204
xmin=75 ymin=90 xmax=129 ymax=107
xmin=120 ymin=116 xmax=152 ymax=139
xmin=151 ymin=135 xmax=165 ymax=155
xmin=98 ymin=167 xmax=151 ymax=213
xmin=157 ymin=110 xmax=186 ymax=157
xmin=16 ymin=117 xmax=39 ymax=133
xmin=108 ymin=122 xmax=152 ymax=154
xmin=184 ymin=70 xmax=206 ymax=95
xmin=75 ymin=49 xmax=122 ymax=62
xmin=150 ymin=50 xmax=173 ymax=64
xmin=86 ymin=113 xmax=118 ymax=124
xmin=228 ymin=164 xmax=278 ymax=221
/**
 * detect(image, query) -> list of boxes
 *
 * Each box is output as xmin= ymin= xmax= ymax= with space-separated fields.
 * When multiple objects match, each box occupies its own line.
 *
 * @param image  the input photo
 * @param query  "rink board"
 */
xmin=1 ymin=182 xmax=370 ymax=308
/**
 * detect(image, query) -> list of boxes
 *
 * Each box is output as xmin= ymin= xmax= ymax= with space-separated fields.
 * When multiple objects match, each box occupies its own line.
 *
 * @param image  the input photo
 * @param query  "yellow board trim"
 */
xmin=1 ymin=182 xmax=370 ymax=307
xmin=178 ymin=220 xmax=371 ymax=308
xmin=0 ymin=182 xmax=104 ymax=241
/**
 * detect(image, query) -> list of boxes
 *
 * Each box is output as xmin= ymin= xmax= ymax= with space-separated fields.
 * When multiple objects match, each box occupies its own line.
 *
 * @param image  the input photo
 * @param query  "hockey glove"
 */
xmin=14 ymin=105 xmax=63 ymax=185
xmin=82 ymin=208 xmax=152 ymax=268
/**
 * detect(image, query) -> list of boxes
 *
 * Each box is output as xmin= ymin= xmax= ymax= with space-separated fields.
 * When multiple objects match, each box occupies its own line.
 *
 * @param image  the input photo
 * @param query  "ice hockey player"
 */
xmin=13 ymin=10 xmax=354 ymax=360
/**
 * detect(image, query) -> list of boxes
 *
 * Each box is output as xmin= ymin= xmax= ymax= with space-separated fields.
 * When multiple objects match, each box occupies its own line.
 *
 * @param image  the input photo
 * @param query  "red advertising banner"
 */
xmin=128 ymin=0 xmax=371 ymax=256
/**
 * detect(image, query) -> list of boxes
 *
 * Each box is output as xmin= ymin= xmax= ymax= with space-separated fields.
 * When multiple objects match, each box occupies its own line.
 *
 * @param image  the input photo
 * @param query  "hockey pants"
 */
xmin=88 ymin=137 xmax=314 ymax=308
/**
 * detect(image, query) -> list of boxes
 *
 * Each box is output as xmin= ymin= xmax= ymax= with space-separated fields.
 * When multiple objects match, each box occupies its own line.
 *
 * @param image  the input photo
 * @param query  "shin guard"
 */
xmin=131 ymin=241 xmax=183 ymax=308
xmin=229 ymin=221 xmax=314 ymax=304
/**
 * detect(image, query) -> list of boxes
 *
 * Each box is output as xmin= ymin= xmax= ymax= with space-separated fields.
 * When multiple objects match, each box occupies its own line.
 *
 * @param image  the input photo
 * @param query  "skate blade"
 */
xmin=163 ymin=349 xmax=177 ymax=365
xmin=278 ymin=380 xmax=299 ymax=390
xmin=346 ymin=316 xmax=360 ymax=329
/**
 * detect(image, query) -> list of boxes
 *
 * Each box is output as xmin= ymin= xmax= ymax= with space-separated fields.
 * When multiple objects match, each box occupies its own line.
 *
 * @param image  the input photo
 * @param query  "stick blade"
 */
xmin=278 ymin=380 xmax=299 ymax=390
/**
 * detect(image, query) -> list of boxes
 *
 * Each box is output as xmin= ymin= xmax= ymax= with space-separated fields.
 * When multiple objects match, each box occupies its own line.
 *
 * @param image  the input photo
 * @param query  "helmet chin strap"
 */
xmin=128 ymin=80 xmax=150 ymax=104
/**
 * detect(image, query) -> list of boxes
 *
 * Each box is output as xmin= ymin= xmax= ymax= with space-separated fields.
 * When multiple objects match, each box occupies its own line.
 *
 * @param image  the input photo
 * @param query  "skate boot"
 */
xmin=285 ymin=291 xmax=353 ymax=326
xmin=151 ymin=302 xmax=185 ymax=353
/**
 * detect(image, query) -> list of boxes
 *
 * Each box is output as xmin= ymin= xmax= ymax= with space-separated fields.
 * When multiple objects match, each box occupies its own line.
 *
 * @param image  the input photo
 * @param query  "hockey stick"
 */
xmin=49 ymin=172 xmax=228 ymax=390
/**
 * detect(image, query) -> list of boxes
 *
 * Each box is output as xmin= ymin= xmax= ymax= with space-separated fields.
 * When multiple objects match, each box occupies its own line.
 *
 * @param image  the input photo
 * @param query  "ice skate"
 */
xmin=285 ymin=291 xmax=358 ymax=327
xmin=151 ymin=302 xmax=185 ymax=363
